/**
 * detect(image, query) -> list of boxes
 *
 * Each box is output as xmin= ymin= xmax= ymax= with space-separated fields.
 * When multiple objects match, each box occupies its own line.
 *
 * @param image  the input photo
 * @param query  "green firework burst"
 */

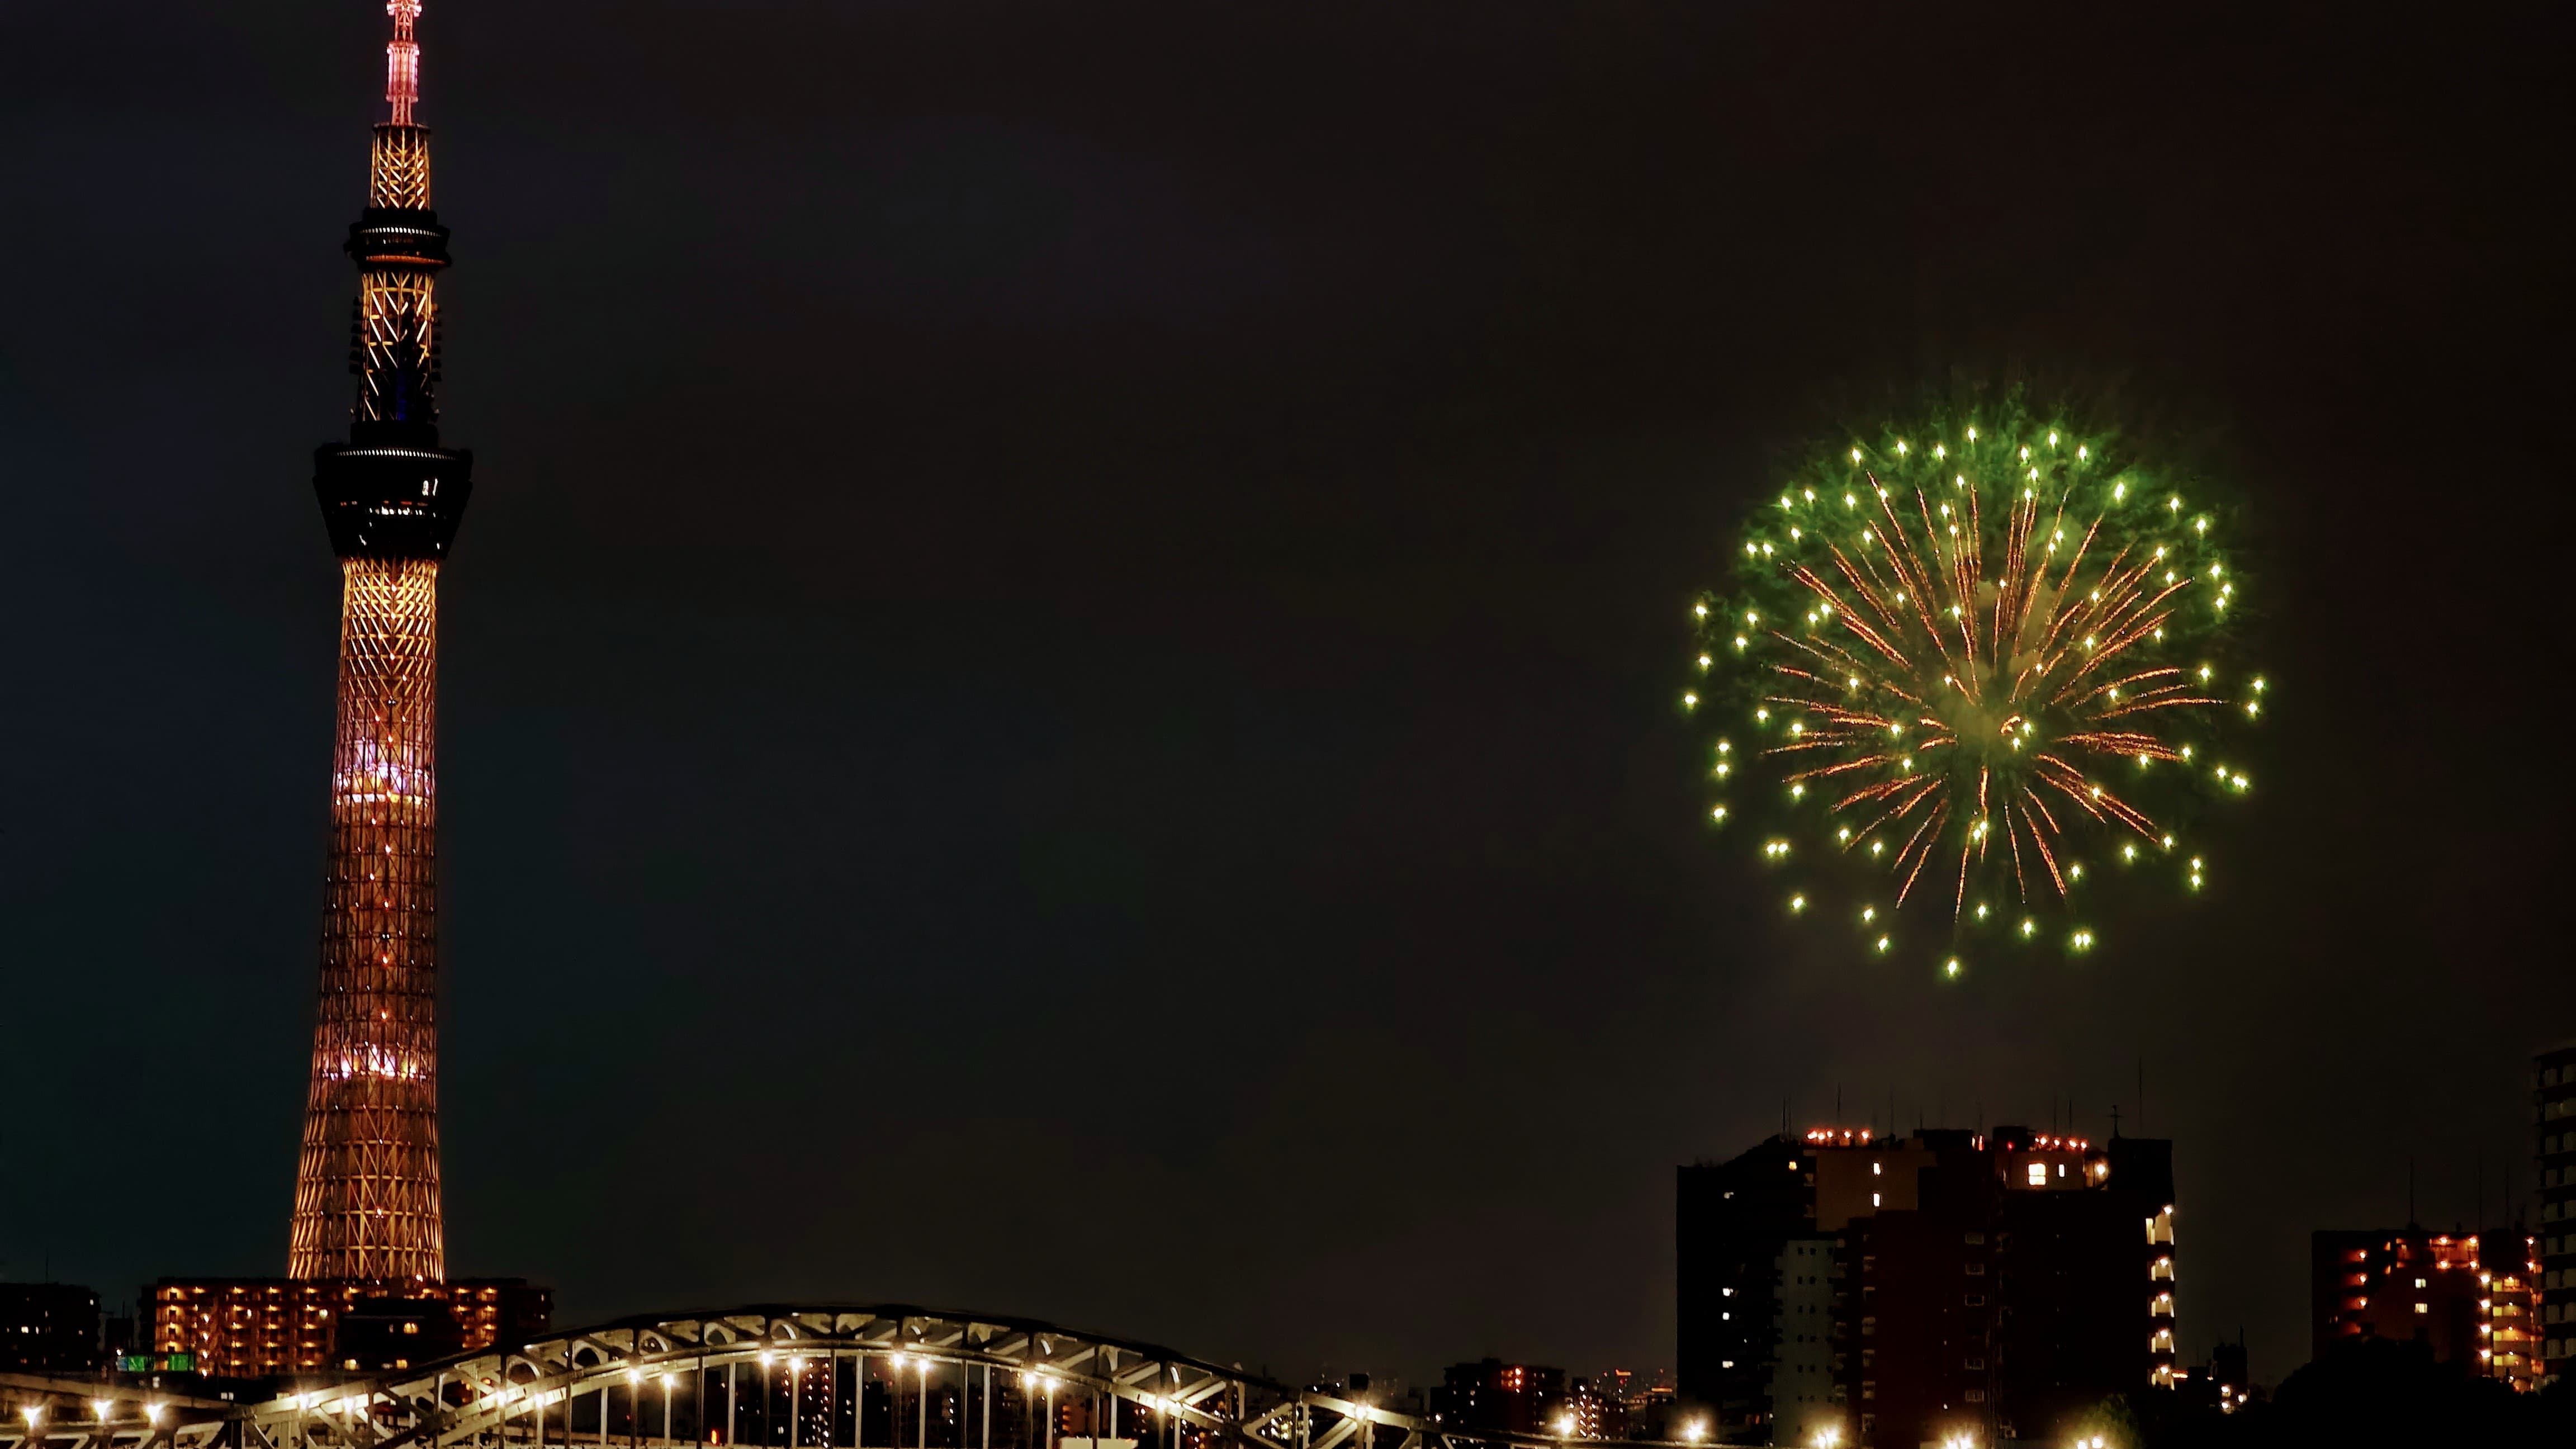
xmin=1687 ymin=404 xmax=2262 ymax=976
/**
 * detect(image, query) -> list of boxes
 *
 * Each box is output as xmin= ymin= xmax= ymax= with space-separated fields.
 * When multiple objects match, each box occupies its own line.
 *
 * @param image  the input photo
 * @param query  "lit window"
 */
xmin=2028 ymin=1163 xmax=2048 ymax=1187
xmin=1872 ymin=1193 xmax=1881 ymax=1207
xmin=2417 ymin=1304 xmax=2430 ymax=1315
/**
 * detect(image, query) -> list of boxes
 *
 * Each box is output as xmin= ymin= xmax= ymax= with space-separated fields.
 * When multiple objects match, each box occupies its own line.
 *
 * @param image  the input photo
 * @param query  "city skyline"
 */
xmin=0 ymin=0 xmax=2565 ymax=1405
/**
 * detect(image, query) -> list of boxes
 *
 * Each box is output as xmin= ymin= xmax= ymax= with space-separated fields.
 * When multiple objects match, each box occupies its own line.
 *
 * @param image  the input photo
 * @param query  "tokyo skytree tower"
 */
xmin=288 ymin=0 xmax=474 ymax=1283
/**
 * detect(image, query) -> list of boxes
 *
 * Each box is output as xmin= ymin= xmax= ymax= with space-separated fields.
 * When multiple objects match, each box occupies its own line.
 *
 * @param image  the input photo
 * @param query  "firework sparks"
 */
xmin=1693 ymin=408 xmax=2260 ymax=972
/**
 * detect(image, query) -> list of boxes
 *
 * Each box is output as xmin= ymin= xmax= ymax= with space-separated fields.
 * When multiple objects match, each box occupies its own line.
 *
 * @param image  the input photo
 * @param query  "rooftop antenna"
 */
xmin=386 ymin=0 xmax=423 ymax=126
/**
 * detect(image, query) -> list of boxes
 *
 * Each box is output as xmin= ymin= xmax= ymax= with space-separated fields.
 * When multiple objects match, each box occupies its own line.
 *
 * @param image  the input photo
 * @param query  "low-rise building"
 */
xmin=149 ymin=1277 xmax=549 ymax=1379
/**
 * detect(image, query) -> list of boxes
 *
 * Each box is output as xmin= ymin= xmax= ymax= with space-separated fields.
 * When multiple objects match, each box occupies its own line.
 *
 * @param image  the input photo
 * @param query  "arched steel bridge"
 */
xmin=0 ymin=1306 xmax=1641 ymax=1449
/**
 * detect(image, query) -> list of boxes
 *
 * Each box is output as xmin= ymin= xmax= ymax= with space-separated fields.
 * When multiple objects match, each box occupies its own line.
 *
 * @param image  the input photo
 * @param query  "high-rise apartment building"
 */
xmin=1678 ymin=1125 xmax=2177 ymax=1447
xmin=2309 ymin=1229 xmax=2540 ymax=1390
xmin=2535 ymin=1041 xmax=2576 ymax=1384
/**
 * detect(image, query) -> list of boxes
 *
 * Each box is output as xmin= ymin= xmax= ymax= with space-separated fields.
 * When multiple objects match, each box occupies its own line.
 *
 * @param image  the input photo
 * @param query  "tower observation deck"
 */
xmin=289 ymin=0 xmax=471 ymax=1285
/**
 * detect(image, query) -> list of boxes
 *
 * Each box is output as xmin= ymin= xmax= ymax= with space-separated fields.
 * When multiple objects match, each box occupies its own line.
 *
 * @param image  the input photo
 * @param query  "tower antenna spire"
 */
xmin=387 ymin=0 xmax=423 ymax=126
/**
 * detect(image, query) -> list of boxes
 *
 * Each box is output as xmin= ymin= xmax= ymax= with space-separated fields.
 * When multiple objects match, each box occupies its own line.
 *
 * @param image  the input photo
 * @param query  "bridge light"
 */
xmin=1680 ymin=1420 xmax=1706 ymax=1443
xmin=146 ymin=1405 xmax=166 ymax=1427
xmin=93 ymin=1402 xmax=114 ymax=1423
xmin=19 ymin=1408 xmax=39 ymax=1428
xmin=628 ymin=1371 xmax=642 ymax=1386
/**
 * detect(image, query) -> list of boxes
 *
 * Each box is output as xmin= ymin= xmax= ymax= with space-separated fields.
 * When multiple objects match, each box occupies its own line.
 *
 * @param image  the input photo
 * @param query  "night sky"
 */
xmin=1 ymin=0 xmax=2566 ymax=1394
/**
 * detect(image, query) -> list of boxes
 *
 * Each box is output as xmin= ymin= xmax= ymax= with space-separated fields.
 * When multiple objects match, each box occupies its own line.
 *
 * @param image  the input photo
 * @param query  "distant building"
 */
xmin=150 ymin=1277 xmax=549 ymax=1378
xmin=2191 ymin=1338 xmax=2255 ymax=1414
xmin=0 ymin=1282 xmax=101 ymax=1374
xmin=1432 ymin=1360 xmax=1566 ymax=1437
xmin=2537 ymin=1040 xmax=2576 ymax=1385
xmin=2309 ymin=1228 xmax=2540 ymax=1389
xmin=1601 ymin=1370 xmax=1683 ymax=1441
xmin=1678 ymin=1125 xmax=2178 ymax=1447
xmin=1559 ymin=1376 xmax=1613 ymax=1439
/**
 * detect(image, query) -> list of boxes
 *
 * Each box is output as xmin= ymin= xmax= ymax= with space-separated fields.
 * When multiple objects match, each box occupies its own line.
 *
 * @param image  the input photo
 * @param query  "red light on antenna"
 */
xmin=386 ymin=0 xmax=424 ymax=126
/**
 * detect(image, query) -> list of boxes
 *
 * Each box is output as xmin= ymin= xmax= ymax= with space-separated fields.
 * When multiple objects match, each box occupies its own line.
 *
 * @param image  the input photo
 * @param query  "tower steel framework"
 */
xmin=287 ymin=0 xmax=474 ymax=1285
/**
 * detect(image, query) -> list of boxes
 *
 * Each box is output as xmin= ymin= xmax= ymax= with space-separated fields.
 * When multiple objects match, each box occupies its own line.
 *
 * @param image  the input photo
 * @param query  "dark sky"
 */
xmin=1 ymin=0 xmax=2566 ymax=1394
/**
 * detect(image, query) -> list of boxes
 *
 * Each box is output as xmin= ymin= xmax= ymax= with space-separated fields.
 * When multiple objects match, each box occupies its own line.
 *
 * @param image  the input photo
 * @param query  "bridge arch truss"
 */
xmin=2 ymin=1306 xmax=1614 ymax=1449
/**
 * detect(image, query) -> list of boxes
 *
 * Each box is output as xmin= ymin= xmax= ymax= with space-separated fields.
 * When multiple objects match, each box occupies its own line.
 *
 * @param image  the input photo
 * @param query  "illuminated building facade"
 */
xmin=149 ymin=1278 xmax=549 ymax=1379
xmin=288 ymin=0 xmax=471 ymax=1285
xmin=1677 ymin=1126 xmax=2177 ymax=1447
xmin=2308 ymin=1229 xmax=2540 ymax=1389
xmin=2540 ymin=1041 xmax=2576 ymax=1384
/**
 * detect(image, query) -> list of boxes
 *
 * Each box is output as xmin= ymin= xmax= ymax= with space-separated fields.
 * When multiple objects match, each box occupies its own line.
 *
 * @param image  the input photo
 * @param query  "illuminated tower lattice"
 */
xmin=288 ymin=0 xmax=473 ymax=1284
